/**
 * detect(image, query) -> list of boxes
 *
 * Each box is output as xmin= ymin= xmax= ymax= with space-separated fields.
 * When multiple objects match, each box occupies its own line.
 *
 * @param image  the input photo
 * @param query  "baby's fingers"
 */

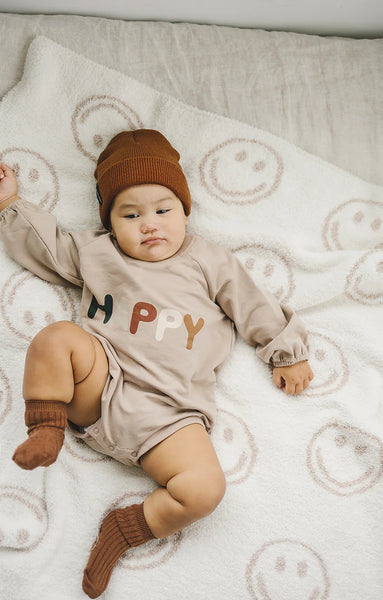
xmin=0 ymin=162 xmax=14 ymax=178
xmin=290 ymin=377 xmax=311 ymax=395
xmin=284 ymin=379 xmax=297 ymax=394
xmin=294 ymin=380 xmax=304 ymax=394
xmin=0 ymin=162 xmax=11 ymax=180
xmin=283 ymin=377 xmax=304 ymax=395
xmin=272 ymin=371 xmax=284 ymax=389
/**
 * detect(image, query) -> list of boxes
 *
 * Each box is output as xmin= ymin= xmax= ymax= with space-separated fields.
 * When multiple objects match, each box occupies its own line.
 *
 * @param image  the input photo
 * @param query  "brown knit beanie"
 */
xmin=94 ymin=129 xmax=191 ymax=229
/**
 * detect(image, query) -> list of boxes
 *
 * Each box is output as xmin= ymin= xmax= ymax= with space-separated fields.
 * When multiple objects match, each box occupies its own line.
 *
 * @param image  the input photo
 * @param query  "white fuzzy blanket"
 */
xmin=0 ymin=36 xmax=383 ymax=600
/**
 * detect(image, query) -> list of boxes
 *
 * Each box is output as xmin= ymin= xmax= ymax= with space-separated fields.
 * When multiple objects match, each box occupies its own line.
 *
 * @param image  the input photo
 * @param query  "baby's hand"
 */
xmin=272 ymin=360 xmax=313 ymax=395
xmin=0 ymin=162 xmax=19 ymax=209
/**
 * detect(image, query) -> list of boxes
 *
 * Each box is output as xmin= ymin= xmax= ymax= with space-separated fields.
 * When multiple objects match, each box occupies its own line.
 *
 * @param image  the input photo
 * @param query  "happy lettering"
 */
xmin=87 ymin=295 xmax=204 ymax=350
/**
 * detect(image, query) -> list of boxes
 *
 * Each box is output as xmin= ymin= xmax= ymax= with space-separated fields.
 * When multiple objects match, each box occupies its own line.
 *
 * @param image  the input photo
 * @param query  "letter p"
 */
xmin=155 ymin=309 xmax=183 ymax=341
xmin=130 ymin=302 xmax=157 ymax=334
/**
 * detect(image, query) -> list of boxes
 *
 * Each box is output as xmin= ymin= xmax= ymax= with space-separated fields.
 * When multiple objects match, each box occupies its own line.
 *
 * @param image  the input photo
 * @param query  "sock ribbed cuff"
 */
xmin=24 ymin=399 xmax=68 ymax=434
xmin=116 ymin=503 xmax=155 ymax=547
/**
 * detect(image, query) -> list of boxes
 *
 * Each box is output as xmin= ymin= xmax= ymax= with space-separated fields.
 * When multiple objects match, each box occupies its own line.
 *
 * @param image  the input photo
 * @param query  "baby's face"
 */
xmin=109 ymin=184 xmax=188 ymax=261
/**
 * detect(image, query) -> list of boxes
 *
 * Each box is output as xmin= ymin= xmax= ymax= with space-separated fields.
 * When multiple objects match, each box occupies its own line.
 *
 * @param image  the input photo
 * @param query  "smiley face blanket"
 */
xmin=0 ymin=36 xmax=382 ymax=600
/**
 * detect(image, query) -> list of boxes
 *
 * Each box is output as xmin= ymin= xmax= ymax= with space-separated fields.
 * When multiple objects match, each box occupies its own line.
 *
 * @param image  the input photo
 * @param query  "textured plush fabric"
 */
xmin=0 ymin=14 xmax=382 ymax=185
xmin=0 ymin=21 xmax=382 ymax=600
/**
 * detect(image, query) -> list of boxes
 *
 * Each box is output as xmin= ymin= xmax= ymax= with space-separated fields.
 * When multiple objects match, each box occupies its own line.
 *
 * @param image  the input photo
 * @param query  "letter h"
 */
xmin=87 ymin=294 xmax=113 ymax=324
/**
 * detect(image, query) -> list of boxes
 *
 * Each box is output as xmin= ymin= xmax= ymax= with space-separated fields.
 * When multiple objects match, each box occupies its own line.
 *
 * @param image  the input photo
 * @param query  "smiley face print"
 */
xmin=0 ymin=270 xmax=79 ymax=342
xmin=0 ymin=486 xmax=48 ymax=551
xmin=212 ymin=408 xmax=257 ymax=485
xmin=0 ymin=148 xmax=58 ymax=211
xmin=302 ymin=332 xmax=348 ymax=398
xmin=246 ymin=539 xmax=330 ymax=600
xmin=200 ymin=138 xmax=283 ymax=204
xmin=72 ymin=95 xmax=144 ymax=161
xmin=0 ymin=367 xmax=12 ymax=427
xmin=345 ymin=246 xmax=383 ymax=305
xmin=322 ymin=199 xmax=383 ymax=251
xmin=234 ymin=244 xmax=295 ymax=303
xmin=307 ymin=422 xmax=383 ymax=496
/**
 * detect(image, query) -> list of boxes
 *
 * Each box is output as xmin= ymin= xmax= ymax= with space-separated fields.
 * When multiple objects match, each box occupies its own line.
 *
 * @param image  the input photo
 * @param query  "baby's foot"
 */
xmin=12 ymin=427 xmax=65 ymax=470
xmin=82 ymin=510 xmax=129 ymax=598
xmin=83 ymin=504 xmax=154 ymax=598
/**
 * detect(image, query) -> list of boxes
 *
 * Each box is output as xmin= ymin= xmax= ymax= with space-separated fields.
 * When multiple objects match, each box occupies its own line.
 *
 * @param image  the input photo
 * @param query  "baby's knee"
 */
xmin=28 ymin=321 xmax=82 ymax=356
xmin=179 ymin=468 xmax=226 ymax=520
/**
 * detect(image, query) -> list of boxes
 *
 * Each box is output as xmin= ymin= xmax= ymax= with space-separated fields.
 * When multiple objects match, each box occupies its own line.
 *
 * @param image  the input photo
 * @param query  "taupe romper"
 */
xmin=1 ymin=200 xmax=309 ymax=466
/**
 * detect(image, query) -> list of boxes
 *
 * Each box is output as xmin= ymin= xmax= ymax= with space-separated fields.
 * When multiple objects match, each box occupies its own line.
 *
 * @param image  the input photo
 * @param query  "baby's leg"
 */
xmin=141 ymin=423 xmax=227 ymax=537
xmin=82 ymin=424 xmax=226 ymax=598
xmin=13 ymin=321 xmax=109 ymax=470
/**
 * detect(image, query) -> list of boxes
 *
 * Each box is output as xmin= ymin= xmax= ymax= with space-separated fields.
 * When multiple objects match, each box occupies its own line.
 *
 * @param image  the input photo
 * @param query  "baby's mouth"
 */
xmin=141 ymin=237 xmax=165 ymax=245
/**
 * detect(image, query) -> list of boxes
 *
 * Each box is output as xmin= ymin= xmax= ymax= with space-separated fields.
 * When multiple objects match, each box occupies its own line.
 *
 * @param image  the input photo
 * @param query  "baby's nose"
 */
xmin=141 ymin=221 xmax=159 ymax=234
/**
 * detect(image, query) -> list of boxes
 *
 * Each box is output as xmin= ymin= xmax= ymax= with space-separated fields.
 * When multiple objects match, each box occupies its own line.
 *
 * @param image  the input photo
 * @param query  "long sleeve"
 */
xmin=196 ymin=239 xmax=309 ymax=367
xmin=0 ymin=198 xmax=91 ymax=288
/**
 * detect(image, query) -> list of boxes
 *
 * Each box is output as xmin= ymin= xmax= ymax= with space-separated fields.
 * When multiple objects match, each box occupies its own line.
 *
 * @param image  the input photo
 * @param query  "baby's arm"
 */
xmin=0 ymin=163 xmax=85 ymax=287
xmin=0 ymin=163 xmax=20 ymax=211
xmin=272 ymin=360 xmax=314 ymax=395
xmin=200 ymin=239 xmax=313 ymax=395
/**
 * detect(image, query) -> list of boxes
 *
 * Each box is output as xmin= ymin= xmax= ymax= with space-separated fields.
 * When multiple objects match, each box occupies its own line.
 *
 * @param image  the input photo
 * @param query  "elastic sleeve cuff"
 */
xmin=0 ymin=197 xmax=25 ymax=219
xmin=271 ymin=353 xmax=310 ymax=368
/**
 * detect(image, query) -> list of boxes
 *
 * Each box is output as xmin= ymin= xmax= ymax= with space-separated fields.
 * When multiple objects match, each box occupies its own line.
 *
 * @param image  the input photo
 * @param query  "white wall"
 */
xmin=0 ymin=0 xmax=382 ymax=37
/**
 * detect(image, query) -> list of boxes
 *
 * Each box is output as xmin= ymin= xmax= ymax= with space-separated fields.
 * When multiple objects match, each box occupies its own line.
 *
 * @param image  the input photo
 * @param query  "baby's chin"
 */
xmin=139 ymin=245 xmax=180 ymax=262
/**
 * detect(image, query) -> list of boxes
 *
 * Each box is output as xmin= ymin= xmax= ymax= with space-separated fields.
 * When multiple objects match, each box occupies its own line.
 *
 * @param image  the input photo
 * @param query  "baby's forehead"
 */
xmin=113 ymin=184 xmax=180 ymax=207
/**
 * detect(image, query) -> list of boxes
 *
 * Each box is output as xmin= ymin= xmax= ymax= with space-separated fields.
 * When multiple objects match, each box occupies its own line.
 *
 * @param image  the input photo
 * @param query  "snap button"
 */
xmin=108 ymin=445 xmax=115 ymax=451
xmin=93 ymin=427 xmax=99 ymax=434
xmin=131 ymin=451 xmax=138 ymax=458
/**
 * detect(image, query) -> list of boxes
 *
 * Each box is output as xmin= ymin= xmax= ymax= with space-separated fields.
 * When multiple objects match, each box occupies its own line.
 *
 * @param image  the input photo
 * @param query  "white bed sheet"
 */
xmin=0 ymin=13 xmax=382 ymax=185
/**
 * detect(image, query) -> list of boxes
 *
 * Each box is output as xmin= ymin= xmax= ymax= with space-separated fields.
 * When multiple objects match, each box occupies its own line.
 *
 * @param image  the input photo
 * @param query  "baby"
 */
xmin=0 ymin=129 xmax=313 ymax=598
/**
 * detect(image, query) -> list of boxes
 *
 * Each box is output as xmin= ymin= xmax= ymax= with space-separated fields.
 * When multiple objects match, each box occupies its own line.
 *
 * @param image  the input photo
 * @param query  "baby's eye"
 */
xmin=157 ymin=209 xmax=170 ymax=215
xmin=125 ymin=213 xmax=139 ymax=219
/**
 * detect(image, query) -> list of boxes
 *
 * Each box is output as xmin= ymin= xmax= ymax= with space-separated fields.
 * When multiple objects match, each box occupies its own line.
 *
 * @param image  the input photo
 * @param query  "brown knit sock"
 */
xmin=82 ymin=503 xmax=155 ymax=599
xmin=12 ymin=399 xmax=67 ymax=470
